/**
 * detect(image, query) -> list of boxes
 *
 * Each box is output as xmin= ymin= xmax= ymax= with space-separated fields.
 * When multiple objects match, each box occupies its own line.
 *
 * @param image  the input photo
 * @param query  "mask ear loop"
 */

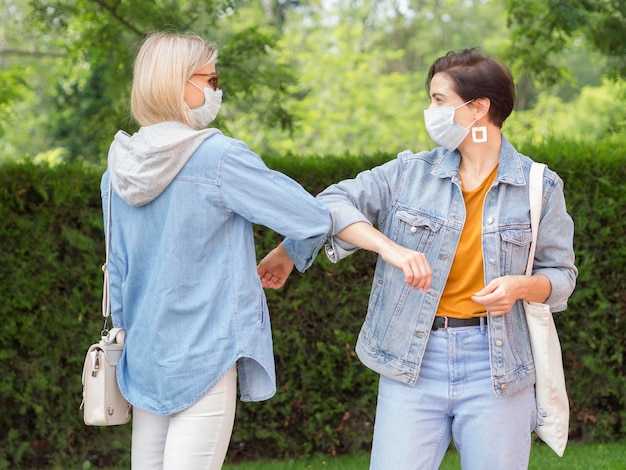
xmin=188 ymin=80 xmax=204 ymax=92
xmin=454 ymin=99 xmax=475 ymax=110
xmin=185 ymin=80 xmax=206 ymax=111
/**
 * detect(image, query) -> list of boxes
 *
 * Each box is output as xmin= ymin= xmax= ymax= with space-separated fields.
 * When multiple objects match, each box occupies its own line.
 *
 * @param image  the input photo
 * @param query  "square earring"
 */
xmin=472 ymin=126 xmax=487 ymax=143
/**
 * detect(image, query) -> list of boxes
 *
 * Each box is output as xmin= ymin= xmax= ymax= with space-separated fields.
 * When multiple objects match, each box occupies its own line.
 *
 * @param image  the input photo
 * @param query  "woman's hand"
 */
xmin=257 ymin=243 xmax=294 ymax=289
xmin=471 ymin=274 xmax=551 ymax=316
xmin=377 ymin=238 xmax=432 ymax=291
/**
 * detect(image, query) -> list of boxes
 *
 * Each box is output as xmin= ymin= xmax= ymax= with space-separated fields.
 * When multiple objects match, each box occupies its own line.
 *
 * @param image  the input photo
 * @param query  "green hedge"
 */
xmin=0 ymin=140 xmax=624 ymax=468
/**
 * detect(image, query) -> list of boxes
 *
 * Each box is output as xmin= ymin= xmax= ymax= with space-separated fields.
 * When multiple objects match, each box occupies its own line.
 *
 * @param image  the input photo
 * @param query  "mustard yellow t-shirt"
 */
xmin=437 ymin=164 xmax=498 ymax=319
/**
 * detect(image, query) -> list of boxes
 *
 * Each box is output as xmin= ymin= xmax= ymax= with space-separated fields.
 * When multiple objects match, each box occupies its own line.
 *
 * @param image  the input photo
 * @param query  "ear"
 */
xmin=471 ymin=97 xmax=491 ymax=120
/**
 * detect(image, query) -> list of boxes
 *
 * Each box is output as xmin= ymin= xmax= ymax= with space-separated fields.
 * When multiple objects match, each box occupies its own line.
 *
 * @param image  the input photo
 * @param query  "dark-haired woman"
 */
xmin=258 ymin=49 xmax=576 ymax=469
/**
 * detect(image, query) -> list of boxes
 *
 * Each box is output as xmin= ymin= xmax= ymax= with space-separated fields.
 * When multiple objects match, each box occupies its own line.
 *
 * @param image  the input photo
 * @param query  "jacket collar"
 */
xmin=431 ymin=134 xmax=526 ymax=186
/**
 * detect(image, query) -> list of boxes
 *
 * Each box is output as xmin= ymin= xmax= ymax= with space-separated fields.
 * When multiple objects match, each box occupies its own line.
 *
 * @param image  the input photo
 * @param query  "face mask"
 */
xmin=424 ymin=100 xmax=475 ymax=151
xmin=186 ymin=81 xmax=222 ymax=128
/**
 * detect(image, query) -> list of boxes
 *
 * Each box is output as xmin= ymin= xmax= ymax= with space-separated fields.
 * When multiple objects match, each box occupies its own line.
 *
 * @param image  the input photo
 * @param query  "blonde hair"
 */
xmin=131 ymin=32 xmax=218 ymax=127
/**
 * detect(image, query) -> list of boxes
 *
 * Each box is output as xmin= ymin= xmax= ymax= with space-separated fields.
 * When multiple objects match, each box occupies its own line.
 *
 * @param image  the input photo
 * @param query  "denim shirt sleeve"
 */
xmin=284 ymin=155 xmax=403 ymax=271
xmin=218 ymin=139 xmax=331 ymax=250
xmin=534 ymin=170 xmax=577 ymax=311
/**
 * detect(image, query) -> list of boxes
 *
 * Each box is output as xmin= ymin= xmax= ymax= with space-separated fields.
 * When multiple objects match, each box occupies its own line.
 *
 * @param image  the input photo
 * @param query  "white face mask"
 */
xmin=423 ymin=100 xmax=475 ymax=151
xmin=186 ymin=81 xmax=222 ymax=128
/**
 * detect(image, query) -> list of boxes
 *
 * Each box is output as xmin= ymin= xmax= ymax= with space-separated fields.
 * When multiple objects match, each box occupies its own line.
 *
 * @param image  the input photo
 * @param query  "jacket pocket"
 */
xmin=394 ymin=210 xmax=443 ymax=253
xmin=499 ymin=227 xmax=532 ymax=275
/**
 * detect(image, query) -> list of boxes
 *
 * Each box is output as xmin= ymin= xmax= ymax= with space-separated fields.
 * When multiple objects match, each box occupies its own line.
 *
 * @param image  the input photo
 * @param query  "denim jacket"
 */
xmin=101 ymin=131 xmax=330 ymax=414
xmin=284 ymin=136 xmax=576 ymax=397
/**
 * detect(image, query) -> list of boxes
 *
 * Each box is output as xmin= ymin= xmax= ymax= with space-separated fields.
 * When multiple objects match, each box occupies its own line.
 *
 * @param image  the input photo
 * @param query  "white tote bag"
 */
xmin=524 ymin=162 xmax=569 ymax=456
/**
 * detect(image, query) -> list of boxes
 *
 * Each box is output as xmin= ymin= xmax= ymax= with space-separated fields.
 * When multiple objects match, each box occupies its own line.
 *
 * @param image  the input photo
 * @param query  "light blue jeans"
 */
xmin=370 ymin=325 xmax=537 ymax=470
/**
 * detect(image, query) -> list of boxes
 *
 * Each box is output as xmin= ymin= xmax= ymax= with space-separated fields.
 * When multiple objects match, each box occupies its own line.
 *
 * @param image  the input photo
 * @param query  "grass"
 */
xmin=223 ymin=440 xmax=626 ymax=469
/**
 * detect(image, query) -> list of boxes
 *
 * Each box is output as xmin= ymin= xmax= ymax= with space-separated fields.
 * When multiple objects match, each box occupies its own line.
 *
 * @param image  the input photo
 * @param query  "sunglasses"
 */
xmin=192 ymin=73 xmax=220 ymax=91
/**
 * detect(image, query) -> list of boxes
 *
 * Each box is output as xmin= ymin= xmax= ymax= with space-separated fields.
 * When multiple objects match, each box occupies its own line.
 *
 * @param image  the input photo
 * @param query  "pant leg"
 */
xmin=370 ymin=331 xmax=453 ymax=470
xmin=132 ymin=407 xmax=169 ymax=469
xmin=446 ymin=328 xmax=536 ymax=470
xmin=163 ymin=365 xmax=237 ymax=470
xmin=131 ymin=365 xmax=237 ymax=470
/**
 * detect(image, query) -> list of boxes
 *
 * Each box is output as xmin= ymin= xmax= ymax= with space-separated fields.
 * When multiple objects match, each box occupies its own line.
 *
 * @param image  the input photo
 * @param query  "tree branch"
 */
xmin=91 ymin=0 xmax=145 ymax=37
xmin=0 ymin=48 xmax=65 ymax=57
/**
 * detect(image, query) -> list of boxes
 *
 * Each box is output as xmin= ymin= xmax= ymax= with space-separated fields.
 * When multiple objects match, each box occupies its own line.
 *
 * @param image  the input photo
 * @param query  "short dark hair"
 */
xmin=426 ymin=48 xmax=515 ymax=128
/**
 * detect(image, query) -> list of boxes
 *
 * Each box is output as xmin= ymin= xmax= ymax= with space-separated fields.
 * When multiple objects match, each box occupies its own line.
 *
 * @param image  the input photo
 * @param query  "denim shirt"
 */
xmin=284 ymin=136 xmax=576 ymax=397
xmin=101 ymin=134 xmax=331 ymax=414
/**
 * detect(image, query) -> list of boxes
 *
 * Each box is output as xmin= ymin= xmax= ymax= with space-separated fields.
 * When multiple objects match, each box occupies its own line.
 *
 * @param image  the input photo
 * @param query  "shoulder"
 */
xmin=500 ymin=136 xmax=563 ymax=191
xmin=191 ymin=133 xmax=251 ymax=162
xmin=195 ymin=133 xmax=260 ymax=162
xmin=196 ymin=132 xmax=239 ymax=152
xmin=383 ymin=148 xmax=448 ymax=179
xmin=516 ymin=151 xmax=564 ymax=191
xmin=397 ymin=147 xmax=446 ymax=167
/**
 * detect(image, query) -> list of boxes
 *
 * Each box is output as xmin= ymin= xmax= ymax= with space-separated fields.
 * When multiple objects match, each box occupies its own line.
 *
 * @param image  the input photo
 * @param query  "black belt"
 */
xmin=432 ymin=316 xmax=486 ymax=330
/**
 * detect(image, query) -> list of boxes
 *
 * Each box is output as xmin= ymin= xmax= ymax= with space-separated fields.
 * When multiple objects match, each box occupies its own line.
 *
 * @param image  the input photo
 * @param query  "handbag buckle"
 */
xmin=91 ymin=349 xmax=101 ymax=377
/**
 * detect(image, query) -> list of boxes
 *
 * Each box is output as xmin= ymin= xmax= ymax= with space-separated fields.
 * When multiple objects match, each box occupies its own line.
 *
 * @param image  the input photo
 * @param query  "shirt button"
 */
xmin=489 ymin=258 xmax=495 ymax=265
xmin=410 ymin=226 xmax=417 ymax=233
xmin=495 ymin=340 xmax=503 ymax=347
xmin=487 ymin=217 xmax=494 ymax=224
xmin=327 ymin=248 xmax=334 ymax=256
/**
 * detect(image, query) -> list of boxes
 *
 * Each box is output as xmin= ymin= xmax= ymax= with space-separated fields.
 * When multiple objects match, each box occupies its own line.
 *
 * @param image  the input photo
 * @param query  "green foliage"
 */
xmin=216 ymin=24 xmax=299 ymax=149
xmin=0 ymin=0 xmax=296 ymax=163
xmin=1 ymin=138 xmax=626 ymax=467
xmin=504 ymin=0 xmax=626 ymax=83
xmin=507 ymin=80 xmax=626 ymax=145
xmin=0 ymin=161 xmax=130 ymax=469
xmin=0 ymin=67 xmax=28 ymax=140
xmin=2 ymin=0 xmax=625 ymax=162
xmin=260 ymin=0 xmax=512 ymax=156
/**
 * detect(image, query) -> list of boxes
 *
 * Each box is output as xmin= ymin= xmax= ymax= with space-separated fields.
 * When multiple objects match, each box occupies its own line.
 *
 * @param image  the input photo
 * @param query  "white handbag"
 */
xmin=524 ymin=162 xmax=569 ymax=456
xmin=80 ymin=181 xmax=132 ymax=426
xmin=81 ymin=328 xmax=131 ymax=425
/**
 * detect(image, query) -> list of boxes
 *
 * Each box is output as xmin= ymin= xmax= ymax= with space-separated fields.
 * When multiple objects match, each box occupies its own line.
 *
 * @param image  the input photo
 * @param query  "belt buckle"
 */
xmin=432 ymin=316 xmax=449 ymax=331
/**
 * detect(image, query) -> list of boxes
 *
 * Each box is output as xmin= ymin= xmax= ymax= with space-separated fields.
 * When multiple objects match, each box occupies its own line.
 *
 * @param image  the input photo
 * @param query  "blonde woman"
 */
xmin=101 ymin=32 xmax=331 ymax=469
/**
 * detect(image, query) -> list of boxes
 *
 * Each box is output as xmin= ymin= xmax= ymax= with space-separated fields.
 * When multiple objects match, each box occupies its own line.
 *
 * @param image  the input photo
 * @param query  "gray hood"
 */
xmin=108 ymin=121 xmax=221 ymax=206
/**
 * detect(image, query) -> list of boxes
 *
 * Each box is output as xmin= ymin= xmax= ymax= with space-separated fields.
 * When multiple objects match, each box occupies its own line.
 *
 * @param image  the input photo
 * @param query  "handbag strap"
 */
xmin=525 ymin=162 xmax=546 ymax=276
xmin=101 ymin=178 xmax=113 ymax=328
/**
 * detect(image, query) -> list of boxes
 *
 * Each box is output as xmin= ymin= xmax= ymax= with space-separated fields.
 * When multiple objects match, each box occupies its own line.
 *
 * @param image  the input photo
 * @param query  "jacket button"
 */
xmin=495 ymin=340 xmax=503 ymax=347
xmin=501 ymin=383 xmax=508 ymax=390
xmin=410 ymin=226 xmax=417 ymax=233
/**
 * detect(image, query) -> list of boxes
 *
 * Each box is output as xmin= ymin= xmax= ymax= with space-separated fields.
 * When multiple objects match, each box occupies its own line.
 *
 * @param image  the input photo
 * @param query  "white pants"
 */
xmin=131 ymin=365 xmax=237 ymax=470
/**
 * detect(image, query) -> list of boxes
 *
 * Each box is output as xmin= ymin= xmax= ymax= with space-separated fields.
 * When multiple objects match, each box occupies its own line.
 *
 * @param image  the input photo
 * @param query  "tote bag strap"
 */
xmin=525 ymin=162 xmax=546 ymax=276
xmin=101 ymin=178 xmax=113 ymax=328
